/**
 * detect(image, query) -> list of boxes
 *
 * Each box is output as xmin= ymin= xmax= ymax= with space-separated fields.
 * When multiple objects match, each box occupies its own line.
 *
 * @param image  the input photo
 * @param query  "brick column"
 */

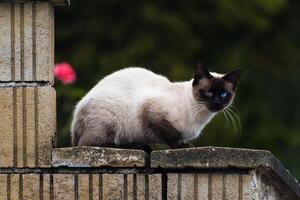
xmin=0 ymin=0 xmax=69 ymax=167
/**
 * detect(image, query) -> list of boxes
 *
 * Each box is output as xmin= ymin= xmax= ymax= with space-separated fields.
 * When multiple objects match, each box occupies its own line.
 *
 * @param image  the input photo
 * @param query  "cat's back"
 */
xmin=87 ymin=67 xmax=170 ymax=97
xmin=101 ymin=67 xmax=169 ymax=86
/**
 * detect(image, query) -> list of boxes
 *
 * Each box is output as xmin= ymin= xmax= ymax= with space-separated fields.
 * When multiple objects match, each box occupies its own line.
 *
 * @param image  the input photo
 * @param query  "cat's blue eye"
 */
xmin=220 ymin=91 xmax=228 ymax=98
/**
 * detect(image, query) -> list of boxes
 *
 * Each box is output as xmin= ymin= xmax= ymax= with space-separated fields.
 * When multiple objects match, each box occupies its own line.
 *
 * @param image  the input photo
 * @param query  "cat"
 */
xmin=71 ymin=64 xmax=241 ymax=150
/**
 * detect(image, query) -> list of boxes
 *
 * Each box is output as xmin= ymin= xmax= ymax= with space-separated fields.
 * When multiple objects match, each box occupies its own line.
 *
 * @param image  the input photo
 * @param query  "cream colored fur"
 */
xmin=71 ymin=67 xmax=223 ymax=146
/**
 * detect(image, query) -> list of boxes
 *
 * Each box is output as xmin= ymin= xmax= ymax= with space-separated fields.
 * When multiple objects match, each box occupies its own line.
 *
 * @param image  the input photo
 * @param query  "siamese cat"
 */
xmin=71 ymin=64 xmax=241 ymax=150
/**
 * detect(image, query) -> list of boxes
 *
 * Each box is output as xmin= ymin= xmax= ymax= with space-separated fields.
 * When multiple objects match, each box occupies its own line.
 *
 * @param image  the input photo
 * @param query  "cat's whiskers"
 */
xmin=192 ymin=103 xmax=206 ymax=116
xmin=192 ymin=107 xmax=204 ymax=116
xmin=224 ymin=108 xmax=237 ymax=133
xmin=193 ymin=102 xmax=205 ymax=109
xmin=223 ymin=109 xmax=231 ymax=127
xmin=223 ymin=106 xmax=241 ymax=134
xmin=226 ymin=107 xmax=241 ymax=132
xmin=222 ymin=110 xmax=229 ymax=129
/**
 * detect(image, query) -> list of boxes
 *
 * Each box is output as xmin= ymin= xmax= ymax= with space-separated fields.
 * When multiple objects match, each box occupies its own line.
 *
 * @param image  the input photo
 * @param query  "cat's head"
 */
xmin=192 ymin=63 xmax=241 ymax=112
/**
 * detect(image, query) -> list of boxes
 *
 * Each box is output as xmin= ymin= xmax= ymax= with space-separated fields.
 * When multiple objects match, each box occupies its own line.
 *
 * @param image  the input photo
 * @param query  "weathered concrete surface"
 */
xmin=53 ymin=174 xmax=74 ymax=199
xmin=149 ymin=174 xmax=162 ymax=200
xmin=151 ymin=146 xmax=300 ymax=199
xmin=151 ymin=146 xmax=277 ymax=169
xmin=52 ymin=146 xmax=148 ymax=167
xmin=0 ymin=3 xmax=11 ymax=81
xmin=0 ymin=86 xmax=56 ymax=167
xmin=23 ymin=174 xmax=40 ymax=200
xmin=0 ymin=2 xmax=55 ymax=83
xmin=127 ymin=174 xmax=146 ymax=200
xmin=0 ymin=168 xmax=298 ymax=199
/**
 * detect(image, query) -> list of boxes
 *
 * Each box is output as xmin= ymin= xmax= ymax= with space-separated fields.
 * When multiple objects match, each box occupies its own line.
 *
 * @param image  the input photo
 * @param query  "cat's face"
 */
xmin=192 ymin=64 xmax=241 ymax=112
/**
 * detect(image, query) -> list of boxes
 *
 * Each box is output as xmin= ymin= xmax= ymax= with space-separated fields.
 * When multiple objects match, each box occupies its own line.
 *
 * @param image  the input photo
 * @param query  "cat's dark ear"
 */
xmin=223 ymin=69 xmax=241 ymax=85
xmin=193 ymin=63 xmax=212 ymax=86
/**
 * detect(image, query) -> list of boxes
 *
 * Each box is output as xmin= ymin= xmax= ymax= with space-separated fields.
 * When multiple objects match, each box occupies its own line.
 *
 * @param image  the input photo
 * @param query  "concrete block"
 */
xmin=37 ymin=86 xmax=56 ymax=167
xmin=6 ymin=174 xmax=40 ymax=200
xmin=42 ymin=174 xmax=51 ymax=200
xmin=260 ymin=176 xmax=283 ymax=200
xmin=52 ymin=146 xmax=148 ymax=168
xmin=0 ymin=174 xmax=7 ymax=200
xmin=23 ymin=174 xmax=40 ymax=200
xmin=225 ymin=174 xmax=240 ymax=200
xmin=242 ymin=172 xmax=260 ymax=200
xmin=103 ymin=174 xmax=124 ymax=200
xmin=36 ymin=2 xmax=54 ymax=83
xmin=53 ymin=174 xmax=74 ymax=200
xmin=196 ymin=174 xmax=209 ymax=200
xmin=78 ymin=174 xmax=89 ymax=200
xmin=128 ymin=174 xmax=146 ymax=200
xmin=167 ymin=174 xmax=178 ymax=200
xmin=137 ymin=174 xmax=146 ymax=200
xmin=24 ymin=3 xmax=33 ymax=81
xmin=76 ymin=174 xmax=99 ymax=200
xmin=92 ymin=174 xmax=100 ymax=200
xmin=0 ymin=88 xmax=14 ymax=167
xmin=181 ymin=174 xmax=195 ymax=200
xmin=149 ymin=174 xmax=162 ymax=200
xmin=166 ymin=173 xmax=240 ymax=200
xmin=211 ymin=174 xmax=223 ymax=200
xmin=0 ymin=86 xmax=56 ymax=167
xmin=10 ymin=174 xmax=19 ymax=200
xmin=0 ymin=2 xmax=54 ymax=83
xmin=0 ymin=3 xmax=11 ymax=81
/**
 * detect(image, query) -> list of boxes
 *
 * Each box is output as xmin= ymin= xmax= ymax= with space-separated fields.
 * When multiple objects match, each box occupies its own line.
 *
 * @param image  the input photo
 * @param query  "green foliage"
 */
xmin=55 ymin=0 xmax=300 ymax=179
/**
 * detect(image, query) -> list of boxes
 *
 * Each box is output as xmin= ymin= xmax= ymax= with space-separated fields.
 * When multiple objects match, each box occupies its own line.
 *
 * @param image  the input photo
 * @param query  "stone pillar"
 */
xmin=0 ymin=0 xmax=69 ymax=167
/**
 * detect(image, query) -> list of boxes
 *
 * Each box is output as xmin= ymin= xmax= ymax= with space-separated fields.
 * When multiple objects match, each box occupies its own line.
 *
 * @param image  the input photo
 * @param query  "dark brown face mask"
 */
xmin=192 ymin=63 xmax=241 ymax=112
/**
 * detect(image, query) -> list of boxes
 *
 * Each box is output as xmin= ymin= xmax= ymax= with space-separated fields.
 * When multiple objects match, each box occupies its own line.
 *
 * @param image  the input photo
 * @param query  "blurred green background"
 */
xmin=54 ymin=0 xmax=300 ymax=179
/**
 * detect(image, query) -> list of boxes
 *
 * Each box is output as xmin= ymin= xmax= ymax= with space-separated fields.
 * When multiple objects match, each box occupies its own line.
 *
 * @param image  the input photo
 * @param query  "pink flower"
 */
xmin=54 ymin=63 xmax=76 ymax=84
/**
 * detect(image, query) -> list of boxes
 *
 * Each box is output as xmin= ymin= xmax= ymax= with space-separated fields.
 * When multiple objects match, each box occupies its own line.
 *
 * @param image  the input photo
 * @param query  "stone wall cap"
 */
xmin=0 ymin=0 xmax=70 ymax=6
xmin=151 ymin=146 xmax=276 ymax=169
xmin=151 ymin=146 xmax=300 ymax=198
xmin=52 ymin=146 xmax=148 ymax=168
